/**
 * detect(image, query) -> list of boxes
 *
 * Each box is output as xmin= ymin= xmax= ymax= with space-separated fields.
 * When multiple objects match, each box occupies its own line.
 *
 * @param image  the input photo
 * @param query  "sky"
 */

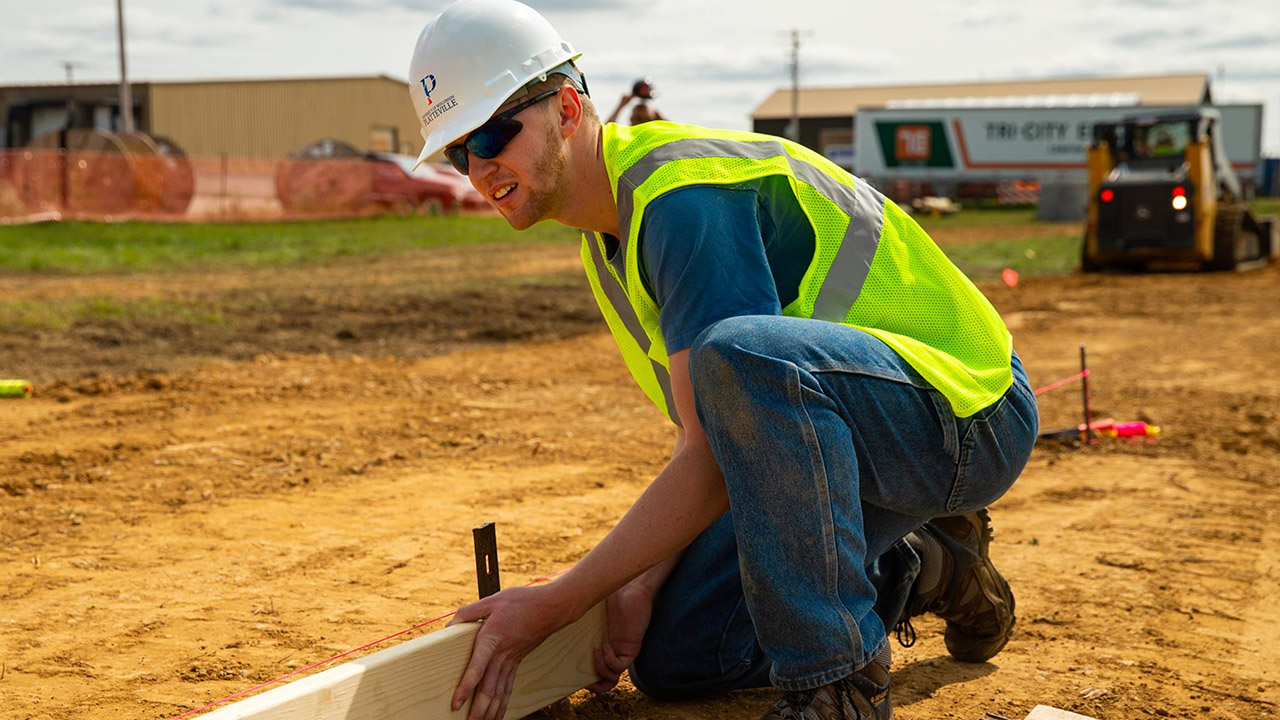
xmin=4 ymin=0 xmax=1279 ymax=154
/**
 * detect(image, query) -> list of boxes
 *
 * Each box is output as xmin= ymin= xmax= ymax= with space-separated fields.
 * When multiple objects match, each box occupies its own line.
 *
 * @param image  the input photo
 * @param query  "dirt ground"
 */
xmin=2 ymin=225 xmax=1279 ymax=720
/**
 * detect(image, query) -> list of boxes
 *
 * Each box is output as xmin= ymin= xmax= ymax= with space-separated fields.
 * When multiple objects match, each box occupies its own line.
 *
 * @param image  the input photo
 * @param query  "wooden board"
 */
xmin=199 ymin=602 xmax=607 ymax=720
xmin=1024 ymin=706 xmax=1100 ymax=720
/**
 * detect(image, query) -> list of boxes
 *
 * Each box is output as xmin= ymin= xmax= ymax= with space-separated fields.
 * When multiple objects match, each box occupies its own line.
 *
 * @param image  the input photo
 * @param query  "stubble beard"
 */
xmin=506 ymin=122 xmax=567 ymax=231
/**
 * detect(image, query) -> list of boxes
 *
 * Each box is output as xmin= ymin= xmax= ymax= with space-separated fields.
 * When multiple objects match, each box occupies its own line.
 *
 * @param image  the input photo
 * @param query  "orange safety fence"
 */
xmin=0 ymin=149 xmax=488 ymax=224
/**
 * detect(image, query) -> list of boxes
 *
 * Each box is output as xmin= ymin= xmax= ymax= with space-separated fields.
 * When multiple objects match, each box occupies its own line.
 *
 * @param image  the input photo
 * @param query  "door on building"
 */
xmin=369 ymin=126 xmax=398 ymax=153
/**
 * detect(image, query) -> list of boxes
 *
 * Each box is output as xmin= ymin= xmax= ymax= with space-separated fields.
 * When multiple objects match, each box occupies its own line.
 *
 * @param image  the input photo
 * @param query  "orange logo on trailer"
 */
xmin=896 ymin=125 xmax=932 ymax=161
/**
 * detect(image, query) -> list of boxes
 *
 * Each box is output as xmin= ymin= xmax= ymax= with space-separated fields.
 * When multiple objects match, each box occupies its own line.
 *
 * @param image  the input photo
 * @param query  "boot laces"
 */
xmin=893 ymin=617 xmax=917 ymax=648
xmin=775 ymin=688 xmax=820 ymax=719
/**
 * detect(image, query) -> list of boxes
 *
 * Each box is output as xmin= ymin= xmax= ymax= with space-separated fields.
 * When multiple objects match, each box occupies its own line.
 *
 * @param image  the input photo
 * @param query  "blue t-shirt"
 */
xmin=637 ymin=175 xmax=816 ymax=353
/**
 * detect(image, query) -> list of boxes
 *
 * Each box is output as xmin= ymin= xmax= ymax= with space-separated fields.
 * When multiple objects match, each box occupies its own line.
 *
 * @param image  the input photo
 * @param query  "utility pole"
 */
xmin=789 ymin=29 xmax=800 ymax=142
xmin=783 ymin=29 xmax=812 ymax=143
xmin=116 ymin=0 xmax=134 ymax=133
xmin=59 ymin=61 xmax=83 ymax=84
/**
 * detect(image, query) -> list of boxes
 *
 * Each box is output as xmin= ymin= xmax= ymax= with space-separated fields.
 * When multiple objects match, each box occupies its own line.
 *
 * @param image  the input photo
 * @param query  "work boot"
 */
xmin=897 ymin=508 xmax=1016 ymax=663
xmin=757 ymin=659 xmax=891 ymax=720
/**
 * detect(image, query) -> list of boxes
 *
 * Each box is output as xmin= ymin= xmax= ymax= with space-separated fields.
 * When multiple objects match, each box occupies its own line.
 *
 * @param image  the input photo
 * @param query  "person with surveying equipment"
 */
xmin=607 ymin=77 xmax=666 ymax=125
xmin=408 ymin=2 xmax=1038 ymax=718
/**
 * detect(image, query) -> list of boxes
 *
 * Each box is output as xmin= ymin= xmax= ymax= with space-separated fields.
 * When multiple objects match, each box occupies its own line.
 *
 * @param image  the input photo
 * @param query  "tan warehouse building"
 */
xmin=0 ymin=75 xmax=422 ymax=159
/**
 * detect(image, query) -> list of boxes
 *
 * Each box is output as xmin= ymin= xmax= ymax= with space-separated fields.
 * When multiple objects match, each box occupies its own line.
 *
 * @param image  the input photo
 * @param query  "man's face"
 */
xmin=452 ymin=90 xmax=568 ymax=230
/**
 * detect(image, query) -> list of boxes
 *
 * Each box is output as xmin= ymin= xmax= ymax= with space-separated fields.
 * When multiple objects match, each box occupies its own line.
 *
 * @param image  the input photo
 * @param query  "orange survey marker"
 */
xmin=1038 ymin=417 xmax=1161 ymax=442
xmin=0 ymin=379 xmax=32 ymax=398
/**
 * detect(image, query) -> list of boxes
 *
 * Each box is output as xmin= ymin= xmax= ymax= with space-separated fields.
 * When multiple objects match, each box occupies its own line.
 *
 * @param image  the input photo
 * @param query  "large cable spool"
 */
xmin=148 ymin=134 xmax=196 ymax=216
xmin=20 ymin=129 xmax=136 ymax=215
xmin=276 ymin=138 xmax=371 ymax=215
xmin=118 ymin=132 xmax=195 ymax=216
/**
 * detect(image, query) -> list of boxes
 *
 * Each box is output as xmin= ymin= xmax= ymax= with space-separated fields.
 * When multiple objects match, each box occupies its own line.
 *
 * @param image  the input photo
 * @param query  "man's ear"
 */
xmin=557 ymin=85 xmax=583 ymax=139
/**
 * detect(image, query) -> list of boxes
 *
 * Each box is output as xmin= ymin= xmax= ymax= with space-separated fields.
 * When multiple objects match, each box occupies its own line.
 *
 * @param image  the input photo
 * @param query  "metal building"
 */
xmin=0 ymin=75 xmax=422 ymax=158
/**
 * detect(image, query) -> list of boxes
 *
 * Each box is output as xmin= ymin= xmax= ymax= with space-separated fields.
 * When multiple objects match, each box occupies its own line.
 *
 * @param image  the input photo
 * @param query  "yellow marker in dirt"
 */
xmin=0 ymin=379 xmax=32 ymax=398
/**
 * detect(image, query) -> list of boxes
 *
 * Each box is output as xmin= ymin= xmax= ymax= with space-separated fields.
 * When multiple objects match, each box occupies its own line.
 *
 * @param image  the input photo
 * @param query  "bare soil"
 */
xmin=2 ymin=228 xmax=1279 ymax=720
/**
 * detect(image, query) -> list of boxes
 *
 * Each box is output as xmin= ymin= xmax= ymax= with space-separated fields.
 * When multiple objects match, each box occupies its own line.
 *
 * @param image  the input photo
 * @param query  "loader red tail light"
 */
xmin=1172 ymin=186 xmax=1186 ymax=197
xmin=1100 ymin=189 xmax=1114 ymax=202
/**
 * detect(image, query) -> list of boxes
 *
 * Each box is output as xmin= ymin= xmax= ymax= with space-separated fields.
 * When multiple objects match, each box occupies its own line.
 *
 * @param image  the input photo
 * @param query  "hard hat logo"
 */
xmin=419 ymin=74 xmax=437 ymax=105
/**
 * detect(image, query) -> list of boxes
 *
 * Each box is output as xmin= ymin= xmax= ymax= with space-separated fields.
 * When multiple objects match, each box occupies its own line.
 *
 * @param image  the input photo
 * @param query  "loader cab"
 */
xmin=1103 ymin=116 xmax=1192 ymax=165
xmin=1092 ymin=111 xmax=1239 ymax=199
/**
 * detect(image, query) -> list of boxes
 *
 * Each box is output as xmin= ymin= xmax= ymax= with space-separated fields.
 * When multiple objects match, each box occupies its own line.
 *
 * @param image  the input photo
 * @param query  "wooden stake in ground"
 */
xmin=198 ymin=602 xmax=607 ymax=720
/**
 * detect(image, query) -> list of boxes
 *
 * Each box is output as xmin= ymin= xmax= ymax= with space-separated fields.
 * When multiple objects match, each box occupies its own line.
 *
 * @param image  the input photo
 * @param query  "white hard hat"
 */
xmin=408 ymin=0 xmax=582 ymax=169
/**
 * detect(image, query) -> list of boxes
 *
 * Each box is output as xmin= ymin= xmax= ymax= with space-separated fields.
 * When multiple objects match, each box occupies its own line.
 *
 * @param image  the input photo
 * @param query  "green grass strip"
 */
xmin=943 ymin=234 xmax=1082 ymax=283
xmin=0 ymin=216 xmax=578 ymax=274
xmin=0 ymin=295 xmax=225 ymax=331
xmin=911 ymin=207 xmax=1046 ymax=230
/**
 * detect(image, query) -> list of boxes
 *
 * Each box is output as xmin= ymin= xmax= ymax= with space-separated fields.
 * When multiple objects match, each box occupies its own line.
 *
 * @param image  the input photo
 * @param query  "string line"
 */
xmin=1033 ymin=368 xmax=1089 ymax=396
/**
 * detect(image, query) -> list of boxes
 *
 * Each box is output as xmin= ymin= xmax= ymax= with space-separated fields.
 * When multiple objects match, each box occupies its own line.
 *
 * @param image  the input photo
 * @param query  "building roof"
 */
xmin=751 ymin=73 xmax=1211 ymax=119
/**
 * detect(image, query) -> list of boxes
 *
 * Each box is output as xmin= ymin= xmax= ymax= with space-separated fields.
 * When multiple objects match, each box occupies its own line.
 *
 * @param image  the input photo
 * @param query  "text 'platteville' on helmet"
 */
xmin=408 ymin=0 xmax=588 ymax=170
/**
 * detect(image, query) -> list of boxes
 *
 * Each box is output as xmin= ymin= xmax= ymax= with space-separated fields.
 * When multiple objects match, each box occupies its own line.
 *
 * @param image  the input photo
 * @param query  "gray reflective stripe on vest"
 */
xmin=799 ymin=162 xmax=887 ymax=322
xmin=586 ymin=232 xmax=681 ymax=426
xmin=615 ymin=137 xmax=886 ymax=322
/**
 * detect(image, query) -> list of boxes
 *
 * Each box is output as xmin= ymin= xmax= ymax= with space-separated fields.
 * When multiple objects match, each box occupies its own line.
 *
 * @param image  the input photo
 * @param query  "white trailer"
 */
xmin=852 ymin=103 xmax=1263 ymax=186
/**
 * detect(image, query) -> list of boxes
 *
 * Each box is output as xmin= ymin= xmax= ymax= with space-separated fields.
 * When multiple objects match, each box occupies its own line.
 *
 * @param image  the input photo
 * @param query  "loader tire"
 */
xmin=1080 ymin=235 xmax=1101 ymax=273
xmin=1211 ymin=206 xmax=1245 ymax=271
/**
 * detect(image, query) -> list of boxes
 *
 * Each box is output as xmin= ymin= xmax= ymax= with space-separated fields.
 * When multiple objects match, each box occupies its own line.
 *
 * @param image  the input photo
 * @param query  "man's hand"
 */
xmin=448 ymin=584 xmax=577 ymax=720
xmin=586 ymin=582 xmax=656 ymax=694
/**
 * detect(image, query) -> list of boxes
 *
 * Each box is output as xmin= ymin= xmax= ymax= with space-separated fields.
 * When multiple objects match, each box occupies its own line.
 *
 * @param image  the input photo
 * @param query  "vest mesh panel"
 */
xmin=846 ymin=204 xmax=1012 ymax=416
xmin=790 ymin=181 xmax=846 ymax=317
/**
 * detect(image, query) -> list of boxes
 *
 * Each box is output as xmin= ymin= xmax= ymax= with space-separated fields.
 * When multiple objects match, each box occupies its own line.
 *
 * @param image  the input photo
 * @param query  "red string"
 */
xmin=168 ymin=566 xmax=573 ymax=719
xmin=1033 ymin=368 xmax=1089 ymax=396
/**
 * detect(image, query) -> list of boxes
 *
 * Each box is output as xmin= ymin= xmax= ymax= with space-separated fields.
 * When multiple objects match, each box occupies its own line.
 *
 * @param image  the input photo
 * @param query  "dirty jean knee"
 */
xmin=682 ymin=315 xmax=1034 ymax=690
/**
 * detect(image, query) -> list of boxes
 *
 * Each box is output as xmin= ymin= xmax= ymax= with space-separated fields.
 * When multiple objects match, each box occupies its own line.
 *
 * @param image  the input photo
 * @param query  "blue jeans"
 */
xmin=629 ymin=315 xmax=1038 ymax=698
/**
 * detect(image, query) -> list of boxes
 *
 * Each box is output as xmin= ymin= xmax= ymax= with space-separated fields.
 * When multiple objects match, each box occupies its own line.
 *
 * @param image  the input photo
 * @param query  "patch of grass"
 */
xmin=1252 ymin=197 xmax=1279 ymax=217
xmin=911 ymin=207 xmax=1045 ymax=231
xmin=0 ymin=296 xmax=224 ymax=330
xmin=0 ymin=216 xmax=578 ymax=275
xmin=942 ymin=233 xmax=1082 ymax=283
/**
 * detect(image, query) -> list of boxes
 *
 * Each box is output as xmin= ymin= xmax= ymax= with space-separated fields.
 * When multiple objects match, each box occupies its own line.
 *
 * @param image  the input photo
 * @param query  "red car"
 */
xmin=276 ymin=151 xmax=489 ymax=216
xmin=366 ymin=152 xmax=470 ymax=214
xmin=411 ymin=160 xmax=491 ymax=212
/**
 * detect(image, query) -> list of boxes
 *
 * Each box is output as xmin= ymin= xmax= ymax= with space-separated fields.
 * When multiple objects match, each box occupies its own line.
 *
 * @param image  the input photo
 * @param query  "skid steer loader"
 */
xmin=1082 ymin=109 xmax=1277 ymax=271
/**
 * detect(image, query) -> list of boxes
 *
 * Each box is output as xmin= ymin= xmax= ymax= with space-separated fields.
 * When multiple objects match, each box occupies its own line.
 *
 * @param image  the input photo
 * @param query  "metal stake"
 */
xmin=1080 ymin=343 xmax=1095 ymax=443
xmin=473 ymin=522 xmax=501 ymax=599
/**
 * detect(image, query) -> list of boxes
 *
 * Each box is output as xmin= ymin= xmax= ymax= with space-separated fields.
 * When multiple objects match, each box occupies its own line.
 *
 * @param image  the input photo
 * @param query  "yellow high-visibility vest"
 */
xmin=580 ymin=121 xmax=1013 ymax=425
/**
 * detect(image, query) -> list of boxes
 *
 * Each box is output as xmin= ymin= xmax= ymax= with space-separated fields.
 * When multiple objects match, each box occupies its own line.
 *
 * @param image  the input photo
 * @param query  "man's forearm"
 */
xmin=626 ymin=549 xmax=684 ymax=598
xmin=550 ymin=440 xmax=728 ymax=616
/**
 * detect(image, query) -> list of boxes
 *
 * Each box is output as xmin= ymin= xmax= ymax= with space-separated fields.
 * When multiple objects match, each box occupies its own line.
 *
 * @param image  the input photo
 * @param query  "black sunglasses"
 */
xmin=444 ymin=88 xmax=561 ymax=176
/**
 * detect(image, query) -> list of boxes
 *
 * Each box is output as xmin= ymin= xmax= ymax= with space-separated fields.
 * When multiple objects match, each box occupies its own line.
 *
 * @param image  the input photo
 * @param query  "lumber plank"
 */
xmin=199 ymin=602 xmax=607 ymax=720
xmin=1024 ymin=706 xmax=1100 ymax=720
